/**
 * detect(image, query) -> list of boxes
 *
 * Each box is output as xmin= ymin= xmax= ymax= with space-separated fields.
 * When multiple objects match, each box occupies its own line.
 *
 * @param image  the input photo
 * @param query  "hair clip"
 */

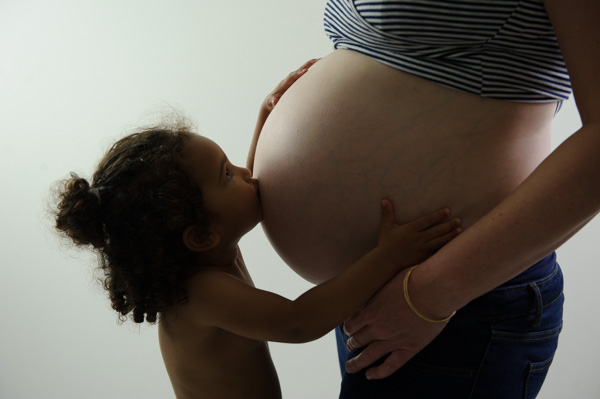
xmin=89 ymin=186 xmax=110 ymax=204
xmin=89 ymin=187 xmax=101 ymax=203
xmin=70 ymin=172 xmax=80 ymax=179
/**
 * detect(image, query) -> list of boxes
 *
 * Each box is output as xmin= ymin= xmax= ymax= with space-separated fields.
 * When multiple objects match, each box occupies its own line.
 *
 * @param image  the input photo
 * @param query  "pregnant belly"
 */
xmin=253 ymin=50 xmax=553 ymax=284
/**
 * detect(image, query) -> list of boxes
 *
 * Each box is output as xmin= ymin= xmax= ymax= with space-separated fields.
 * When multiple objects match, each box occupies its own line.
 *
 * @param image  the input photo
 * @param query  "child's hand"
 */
xmin=377 ymin=199 xmax=461 ymax=268
xmin=263 ymin=58 xmax=320 ymax=111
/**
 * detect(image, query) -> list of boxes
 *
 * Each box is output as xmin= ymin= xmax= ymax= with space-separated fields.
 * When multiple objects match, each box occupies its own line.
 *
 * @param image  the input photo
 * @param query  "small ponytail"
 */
xmin=54 ymin=172 xmax=105 ymax=249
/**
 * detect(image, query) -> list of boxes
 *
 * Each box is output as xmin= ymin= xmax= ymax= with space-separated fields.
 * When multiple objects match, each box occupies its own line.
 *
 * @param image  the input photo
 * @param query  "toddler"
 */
xmin=53 ymin=62 xmax=460 ymax=399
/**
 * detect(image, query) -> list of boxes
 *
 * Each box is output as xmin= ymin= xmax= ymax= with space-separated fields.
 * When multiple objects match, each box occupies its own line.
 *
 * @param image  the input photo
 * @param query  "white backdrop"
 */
xmin=1 ymin=1 xmax=598 ymax=398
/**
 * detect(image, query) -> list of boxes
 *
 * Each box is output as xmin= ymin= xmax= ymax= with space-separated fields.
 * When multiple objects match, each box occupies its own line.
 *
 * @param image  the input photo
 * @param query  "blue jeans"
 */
xmin=336 ymin=253 xmax=564 ymax=399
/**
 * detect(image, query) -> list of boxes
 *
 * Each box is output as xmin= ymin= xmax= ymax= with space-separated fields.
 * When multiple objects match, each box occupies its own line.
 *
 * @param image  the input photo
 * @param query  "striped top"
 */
xmin=324 ymin=0 xmax=571 ymax=102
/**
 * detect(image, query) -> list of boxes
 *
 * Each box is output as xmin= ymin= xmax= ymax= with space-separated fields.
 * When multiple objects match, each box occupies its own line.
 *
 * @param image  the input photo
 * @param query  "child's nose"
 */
xmin=238 ymin=166 xmax=252 ymax=182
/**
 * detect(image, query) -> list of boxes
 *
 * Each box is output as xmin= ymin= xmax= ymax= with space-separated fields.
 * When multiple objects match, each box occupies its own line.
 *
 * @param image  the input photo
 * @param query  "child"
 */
xmin=53 ymin=62 xmax=461 ymax=399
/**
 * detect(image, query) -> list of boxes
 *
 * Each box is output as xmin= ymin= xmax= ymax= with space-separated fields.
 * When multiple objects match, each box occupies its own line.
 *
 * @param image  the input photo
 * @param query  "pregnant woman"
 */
xmin=252 ymin=1 xmax=599 ymax=397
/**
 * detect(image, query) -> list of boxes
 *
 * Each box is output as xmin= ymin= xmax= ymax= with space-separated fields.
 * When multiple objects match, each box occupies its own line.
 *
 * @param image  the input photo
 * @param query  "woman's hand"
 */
xmin=262 ymin=58 xmax=319 ymax=111
xmin=343 ymin=202 xmax=460 ymax=380
xmin=342 ymin=268 xmax=452 ymax=380
xmin=247 ymin=58 xmax=320 ymax=171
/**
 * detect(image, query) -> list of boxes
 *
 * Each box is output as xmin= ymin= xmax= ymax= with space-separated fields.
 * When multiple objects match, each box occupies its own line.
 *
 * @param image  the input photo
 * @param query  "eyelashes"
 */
xmin=225 ymin=165 xmax=233 ymax=181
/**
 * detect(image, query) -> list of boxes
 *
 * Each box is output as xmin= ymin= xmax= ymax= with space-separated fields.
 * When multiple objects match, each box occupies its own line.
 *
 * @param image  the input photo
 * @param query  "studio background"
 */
xmin=1 ymin=1 xmax=598 ymax=398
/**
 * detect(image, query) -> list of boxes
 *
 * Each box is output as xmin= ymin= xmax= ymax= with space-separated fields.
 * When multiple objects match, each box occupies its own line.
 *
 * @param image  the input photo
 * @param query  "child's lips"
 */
xmin=255 ymin=180 xmax=263 ymax=217
xmin=251 ymin=177 xmax=261 ymax=197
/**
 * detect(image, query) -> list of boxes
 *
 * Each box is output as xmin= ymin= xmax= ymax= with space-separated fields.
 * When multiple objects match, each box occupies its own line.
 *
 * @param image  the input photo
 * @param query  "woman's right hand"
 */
xmin=377 ymin=199 xmax=461 ymax=268
xmin=262 ymin=58 xmax=320 ymax=111
xmin=247 ymin=58 xmax=320 ymax=171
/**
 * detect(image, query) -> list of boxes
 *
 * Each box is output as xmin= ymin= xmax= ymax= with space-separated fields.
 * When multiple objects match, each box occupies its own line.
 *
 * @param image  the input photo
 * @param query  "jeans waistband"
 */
xmin=453 ymin=255 xmax=563 ymax=323
xmin=499 ymin=251 xmax=556 ymax=287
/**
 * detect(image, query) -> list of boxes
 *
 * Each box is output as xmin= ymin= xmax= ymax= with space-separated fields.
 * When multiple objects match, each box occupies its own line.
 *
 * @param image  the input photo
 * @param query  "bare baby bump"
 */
xmin=253 ymin=50 xmax=554 ymax=284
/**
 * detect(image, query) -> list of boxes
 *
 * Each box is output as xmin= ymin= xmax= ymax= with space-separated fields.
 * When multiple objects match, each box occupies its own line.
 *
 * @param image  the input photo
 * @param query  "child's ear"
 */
xmin=182 ymin=225 xmax=220 ymax=252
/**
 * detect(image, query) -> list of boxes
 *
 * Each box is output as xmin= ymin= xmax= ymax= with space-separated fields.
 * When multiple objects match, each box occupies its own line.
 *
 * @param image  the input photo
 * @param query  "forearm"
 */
xmin=285 ymin=248 xmax=400 ymax=343
xmin=206 ymin=205 xmax=454 ymax=344
xmin=414 ymin=123 xmax=600 ymax=318
xmin=247 ymin=106 xmax=270 ymax=171
xmin=263 ymin=203 xmax=457 ymax=343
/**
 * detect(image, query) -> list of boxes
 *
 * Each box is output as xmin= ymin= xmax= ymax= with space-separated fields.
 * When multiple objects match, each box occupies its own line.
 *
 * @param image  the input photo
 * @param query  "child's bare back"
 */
xmin=158 ymin=254 xmax=281 ymax=399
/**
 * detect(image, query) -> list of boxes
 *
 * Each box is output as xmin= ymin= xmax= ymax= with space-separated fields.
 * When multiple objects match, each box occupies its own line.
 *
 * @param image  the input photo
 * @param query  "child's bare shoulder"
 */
xmin=185 ymin=269 xmax=252 ymax=308
xmin=188 ymin=268 xmax=249 ymax=290
xmin=166 ymin=271 xmax=240 ymax=328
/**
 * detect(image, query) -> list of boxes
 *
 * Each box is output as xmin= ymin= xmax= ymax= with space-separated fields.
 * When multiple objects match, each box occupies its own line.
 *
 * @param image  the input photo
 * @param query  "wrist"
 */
xmin=371 ymin=246 xmax=402 ymax=273
xmin=258 ymin=105 xmax=271 ymax=119
xmin=407 ymin=262 xmax=464 ymax=321
xmin=403 ymin=266 xmax=456 ymax=322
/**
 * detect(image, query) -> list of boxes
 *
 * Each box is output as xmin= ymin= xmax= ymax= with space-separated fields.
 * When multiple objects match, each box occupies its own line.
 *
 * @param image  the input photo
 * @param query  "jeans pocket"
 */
xmin=524 ymin=355 xmax=555 ymax=399
xmin=473 ymin=324 xmax=562 ymax=399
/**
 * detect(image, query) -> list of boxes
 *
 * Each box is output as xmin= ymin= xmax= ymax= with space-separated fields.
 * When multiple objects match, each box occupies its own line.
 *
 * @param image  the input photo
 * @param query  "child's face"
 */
xmin=182 ymin=134 xmax=262 ymax=244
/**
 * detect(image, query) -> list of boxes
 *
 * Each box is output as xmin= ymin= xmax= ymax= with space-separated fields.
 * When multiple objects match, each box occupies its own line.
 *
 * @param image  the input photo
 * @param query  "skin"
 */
xmin=252 ymin=0 xmax=600 ymax=380
xmin=157 ymin=66 xmax=461 ymax=398
xmin=254 ymin=50 xmax=554 ymax=284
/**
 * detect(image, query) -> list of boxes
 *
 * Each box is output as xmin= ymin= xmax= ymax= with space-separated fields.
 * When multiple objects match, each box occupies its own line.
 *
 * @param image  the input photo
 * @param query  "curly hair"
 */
xmin=54 ymin=125 xmax=211 ymax=323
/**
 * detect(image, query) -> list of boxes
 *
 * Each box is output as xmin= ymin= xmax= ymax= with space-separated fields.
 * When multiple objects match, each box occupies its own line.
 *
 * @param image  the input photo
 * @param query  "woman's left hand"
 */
xmin=343 ymin=268 xmax=450 ymax=380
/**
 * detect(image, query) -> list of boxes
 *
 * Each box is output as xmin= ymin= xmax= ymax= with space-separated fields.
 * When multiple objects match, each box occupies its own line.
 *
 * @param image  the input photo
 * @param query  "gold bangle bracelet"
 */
xmin=403 ymin=266 xmax=456 ymax=323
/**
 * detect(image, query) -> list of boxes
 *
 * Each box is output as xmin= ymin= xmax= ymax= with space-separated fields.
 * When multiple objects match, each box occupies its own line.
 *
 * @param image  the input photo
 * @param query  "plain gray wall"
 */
xmin=1 ymin=1 xmax=598 ymax=398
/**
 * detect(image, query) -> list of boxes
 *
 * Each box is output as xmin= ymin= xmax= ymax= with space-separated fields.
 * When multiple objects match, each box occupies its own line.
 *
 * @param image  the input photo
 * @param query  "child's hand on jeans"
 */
xmin=377 ymin=199 xmax=461 ymax=268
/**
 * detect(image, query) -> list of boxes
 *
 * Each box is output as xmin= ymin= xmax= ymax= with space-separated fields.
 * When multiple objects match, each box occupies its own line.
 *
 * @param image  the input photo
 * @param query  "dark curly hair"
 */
xmin=53 ymin=125 xmax=211 ymax=323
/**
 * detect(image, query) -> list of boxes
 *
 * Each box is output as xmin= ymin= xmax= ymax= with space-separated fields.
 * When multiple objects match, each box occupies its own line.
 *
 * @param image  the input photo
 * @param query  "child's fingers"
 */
xmin=425 ymin=226 xmax=462 ymax=252
xmin=406 ymin=208 xmax=451 ymax=231
xmin=421 ymin=218 xmax=461 ymax=240
xmin=378 ymin=199 xmax=397 ymax=235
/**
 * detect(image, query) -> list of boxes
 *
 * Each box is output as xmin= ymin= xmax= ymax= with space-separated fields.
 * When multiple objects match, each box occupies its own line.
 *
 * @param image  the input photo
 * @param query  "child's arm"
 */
xmin=246 ymin=58 xmax=319 ymax=172
xmin=187 ymin=200 xmax=461 ymax=343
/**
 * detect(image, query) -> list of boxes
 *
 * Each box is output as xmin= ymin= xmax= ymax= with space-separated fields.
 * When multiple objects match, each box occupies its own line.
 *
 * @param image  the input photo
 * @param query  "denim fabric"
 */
xmin=336 ymin=253 xmax=564 ymax=399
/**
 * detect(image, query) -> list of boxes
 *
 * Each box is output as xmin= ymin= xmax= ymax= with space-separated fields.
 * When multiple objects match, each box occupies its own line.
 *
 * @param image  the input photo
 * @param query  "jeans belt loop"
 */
xmin=528 ymin=283 xmax=543 ymax=327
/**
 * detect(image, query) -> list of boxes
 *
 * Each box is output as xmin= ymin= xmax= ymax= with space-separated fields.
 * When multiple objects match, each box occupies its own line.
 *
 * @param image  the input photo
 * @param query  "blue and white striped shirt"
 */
xmin=324 ymin=0 xmax=571 ymax=102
